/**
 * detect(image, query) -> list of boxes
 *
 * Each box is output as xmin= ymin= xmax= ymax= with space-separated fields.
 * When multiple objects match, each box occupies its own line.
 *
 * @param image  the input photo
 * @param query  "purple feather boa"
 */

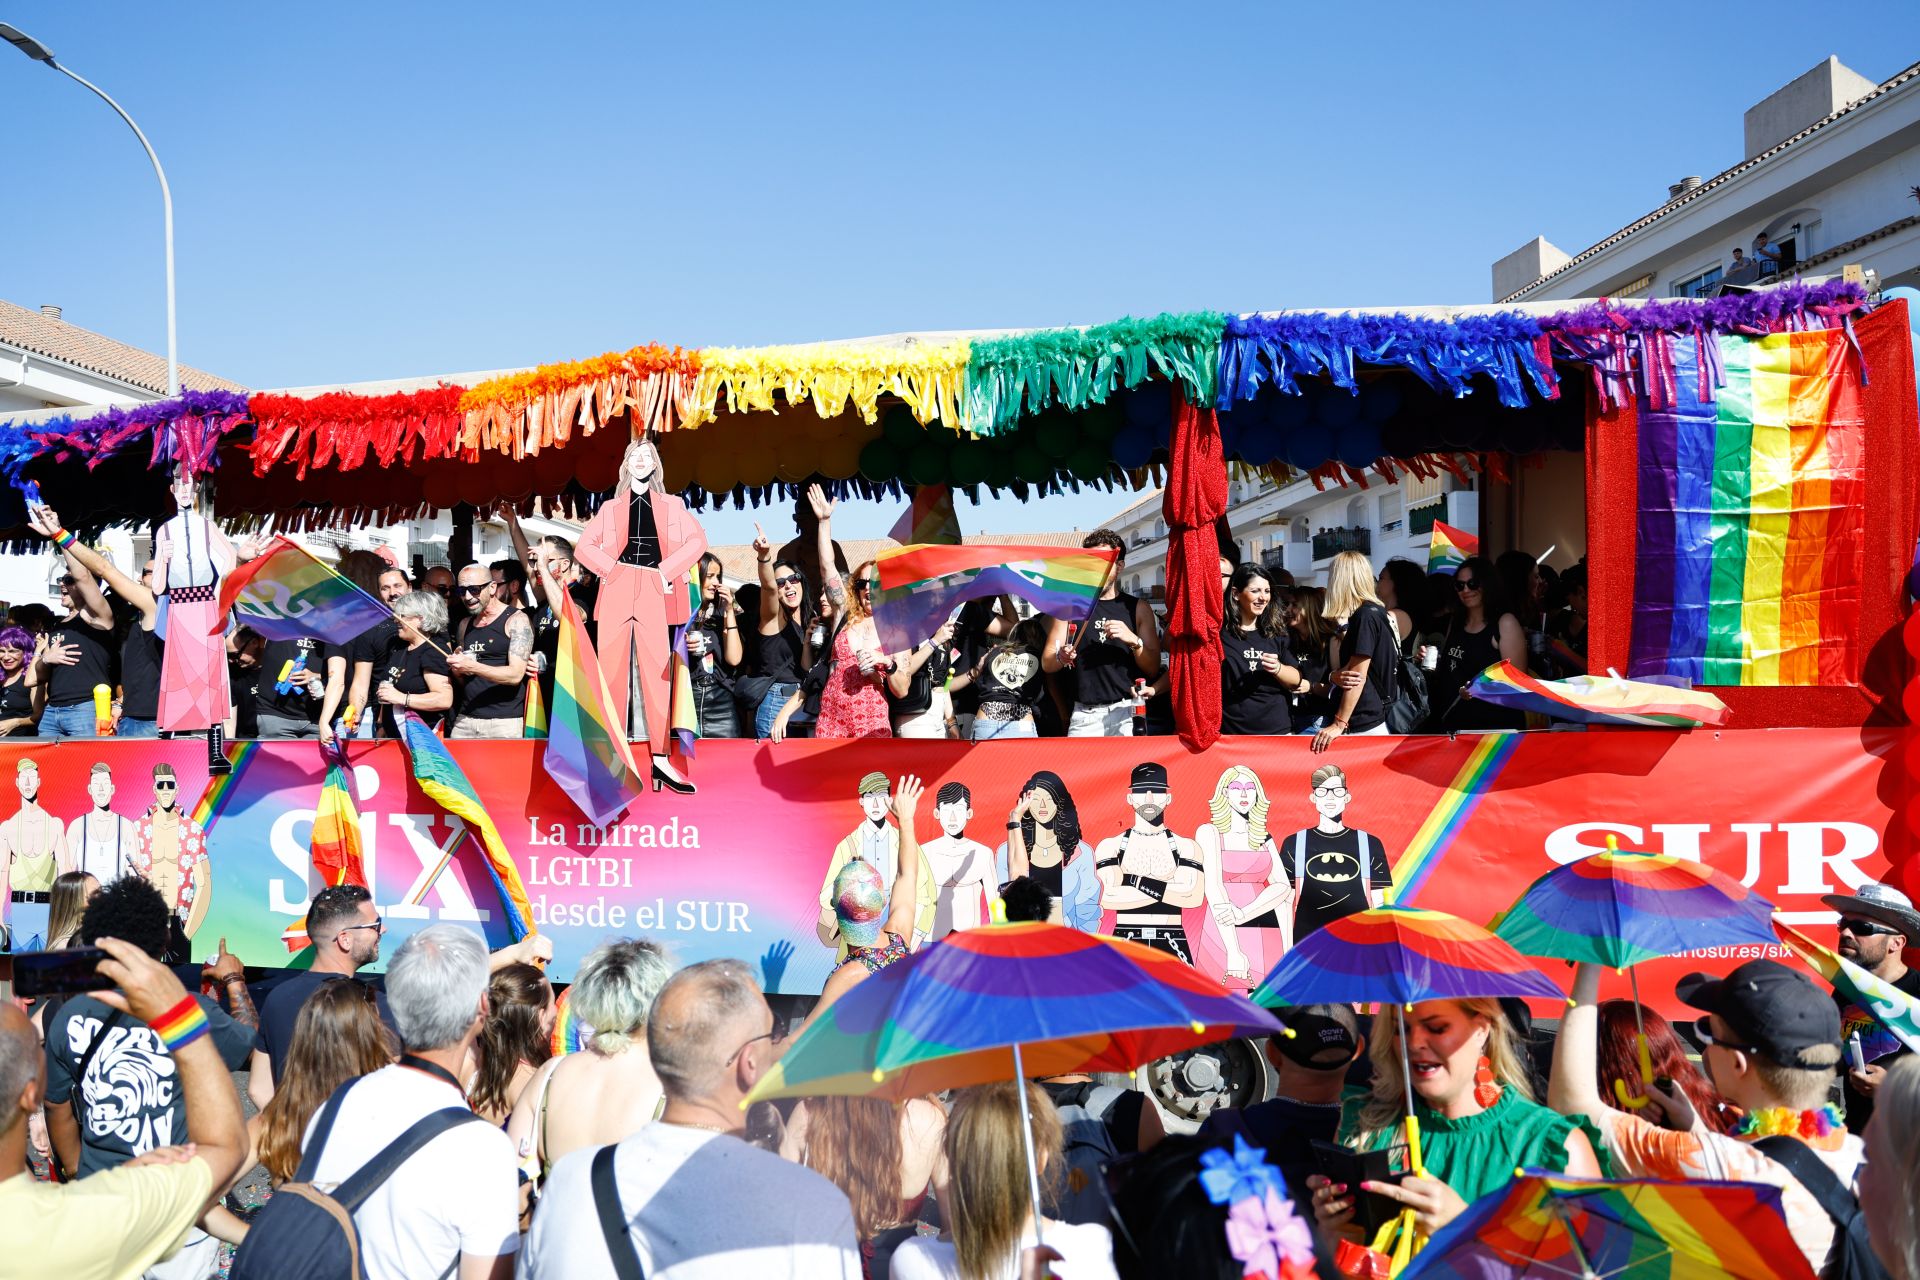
xmin=17 ymin=390 xmax=253 ymax=478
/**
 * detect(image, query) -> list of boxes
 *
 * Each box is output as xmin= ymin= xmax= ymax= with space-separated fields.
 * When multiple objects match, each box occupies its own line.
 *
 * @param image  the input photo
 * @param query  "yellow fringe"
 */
xmin=682 ymin=341 xmax=972 ymax=431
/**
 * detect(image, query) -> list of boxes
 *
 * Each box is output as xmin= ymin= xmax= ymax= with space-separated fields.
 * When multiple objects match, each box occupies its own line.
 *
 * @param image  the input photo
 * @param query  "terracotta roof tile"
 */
xmin=0 ymin=299 xmax=244 ymax=396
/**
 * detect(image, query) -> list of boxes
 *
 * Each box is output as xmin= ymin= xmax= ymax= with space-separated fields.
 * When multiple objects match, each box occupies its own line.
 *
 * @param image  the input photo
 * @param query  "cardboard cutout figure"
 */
xmin=1186 ymin=765 xmax=1292 ymax=989
xmin=155 ymin=467 xmax=237 ymax=732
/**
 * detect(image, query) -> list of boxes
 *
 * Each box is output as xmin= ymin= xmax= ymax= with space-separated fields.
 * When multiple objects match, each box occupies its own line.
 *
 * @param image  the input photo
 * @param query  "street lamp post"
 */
xmin=1 ymin=23 xmax=178 ymax=397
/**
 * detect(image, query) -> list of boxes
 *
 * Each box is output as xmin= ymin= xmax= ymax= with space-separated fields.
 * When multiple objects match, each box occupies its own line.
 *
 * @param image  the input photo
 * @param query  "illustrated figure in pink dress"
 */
xmin=1183 ymin=765 xmax=1292 ymax=990
xmin=155 ymin=466 xmax=236 ymax=733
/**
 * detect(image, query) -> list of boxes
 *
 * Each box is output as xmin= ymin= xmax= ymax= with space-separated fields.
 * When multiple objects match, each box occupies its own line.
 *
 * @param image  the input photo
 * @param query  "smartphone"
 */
xmin=1311 ymin=1141 xmax=1410 ymax=1234
xmin=1849 ymin=1032 xmax=1867 ymax=1073
xmin=12 ymin=946 xmax=114 ymax=999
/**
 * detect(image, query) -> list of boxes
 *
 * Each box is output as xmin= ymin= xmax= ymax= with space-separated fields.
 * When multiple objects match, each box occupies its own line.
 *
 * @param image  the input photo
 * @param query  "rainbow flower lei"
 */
xmin=1732 ymin=1103 xmax=1844 ymax=1139
xmin=1198 ymin=1135 xmax=1320 ymax=1280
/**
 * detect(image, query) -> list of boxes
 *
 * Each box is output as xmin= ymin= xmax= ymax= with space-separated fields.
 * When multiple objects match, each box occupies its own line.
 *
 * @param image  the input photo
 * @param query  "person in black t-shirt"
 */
xmin=1199 ymin=1004 xmax=1365 ymax=1201
xmin=1220 ymin=566 xmax=1309 ymax=737
xmin=1432 ymin=556 xmax=1528 ymax=732
xmin=253 ymin=635 xmax=338 ymax=739
xmin=447 ymin=563 xmax=531 ymax=738
xmin=0 ymin=627 xmax=39 ymax=736
xmin=334 ymin=566 xmax=411 ymax=740
xmin=27 ymin=509 xmax=163 ymax=737
xmin=1280 ymin=763 xmax=1391 ymax=941
xmin=31 ymin=541 xmax=120 ymax=740
xmin=1819 ymin=882 xmax=1920 ymax=1133
xmin=1315 ymin=551 xmax=1397 ymax=752
xmin=372 ymin=591 xmax=454 ymax=735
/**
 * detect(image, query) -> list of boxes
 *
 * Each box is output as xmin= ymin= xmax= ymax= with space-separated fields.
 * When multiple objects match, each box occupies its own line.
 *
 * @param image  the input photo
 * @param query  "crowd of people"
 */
xmin=0 ymin=487 xmax=1588 ymax=749
xmin=0 ymin=854 xmax=1913 ymax=1280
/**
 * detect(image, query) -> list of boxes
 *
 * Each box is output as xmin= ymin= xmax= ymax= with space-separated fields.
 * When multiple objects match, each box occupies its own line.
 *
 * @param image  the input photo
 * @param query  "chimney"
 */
xmin=1666 ymin=176 xmax=1703 ymax=201
xmin=1744 ymin=57 xmax=1878 ymax=156
xmin=38 ymin=305 xmax=61 ymax=320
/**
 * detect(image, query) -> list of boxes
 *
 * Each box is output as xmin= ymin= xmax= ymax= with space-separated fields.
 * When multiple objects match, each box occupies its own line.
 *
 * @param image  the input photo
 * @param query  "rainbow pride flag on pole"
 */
xmin=544 ymin=588 xmax=642 ymax=827
xmin=215 ymin=536 xmax=392 ymax=642
xmin=872 ymin=543 xmax=1117 ymax=652
xmin=1427 ymin=521 xmax=1478 ymax=573
xmin=281 ymin=741 xmax=368 ymax=951
xmin=396 ymin=711 xmax=537 ymax=940
xmin=1467 ymin=661 xmax=1731 ymax=728
xmin=889 ymin=485 xmax=962 ymax=546
xmin=1387 ymin=732 xmax=1522 ymax=907
xmin=1628 ymin=329 xmax=1865 ymax=687
xmin=1775 ymin=918 xmax=1920 ymax=1054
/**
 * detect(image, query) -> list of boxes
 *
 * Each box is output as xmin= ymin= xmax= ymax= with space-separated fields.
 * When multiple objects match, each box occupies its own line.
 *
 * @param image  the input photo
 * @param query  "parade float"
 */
xmin=0 ymin=281 xmax=1911 ymax=1043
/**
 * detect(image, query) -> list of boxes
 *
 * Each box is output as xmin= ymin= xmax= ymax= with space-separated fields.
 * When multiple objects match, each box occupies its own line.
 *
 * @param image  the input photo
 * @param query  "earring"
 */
xmin=1474 ymin=1051 xmax=1502 ymax=1109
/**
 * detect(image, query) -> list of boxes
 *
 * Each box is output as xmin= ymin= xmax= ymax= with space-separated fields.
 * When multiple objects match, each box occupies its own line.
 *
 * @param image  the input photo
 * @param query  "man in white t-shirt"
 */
xmin=519 ymin=959 xmax=859 ymax=1279
xmin=65 ymin=761 xmax=139 ymax=882
xmin=303 ymin=925 xmax=519 ymax=1280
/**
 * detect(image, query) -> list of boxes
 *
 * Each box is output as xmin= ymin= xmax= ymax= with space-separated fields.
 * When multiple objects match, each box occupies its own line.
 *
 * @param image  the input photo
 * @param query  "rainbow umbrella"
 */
xmin=1494 ymin=841 xmax=1776 ymax=1111
xmin=1401 ymin=1170 xmax=1816 ymax=1280
xmin=1250 ymin=907 xmax=1565 ymax=1274
xmin=1466 ymin=662 xmax=1730 ymax=729
xmin=747 ymin=922 xmax=1282 ymax=1240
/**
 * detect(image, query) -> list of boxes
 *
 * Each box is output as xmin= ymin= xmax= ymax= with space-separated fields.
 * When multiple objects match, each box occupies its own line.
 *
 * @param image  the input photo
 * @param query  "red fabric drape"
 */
xmin=1163 ymin=386 xmax=1230 ymax=750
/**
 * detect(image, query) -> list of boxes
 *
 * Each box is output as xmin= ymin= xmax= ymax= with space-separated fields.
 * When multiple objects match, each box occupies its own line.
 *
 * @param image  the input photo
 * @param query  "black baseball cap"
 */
xmin=1271 ymin=1009 xmax=1360 ymax=1070
xmin=1676 ymin=959 xmax=1842 ymax=1069
xmin=1129 ymin=762 xmax=1169 ymax=792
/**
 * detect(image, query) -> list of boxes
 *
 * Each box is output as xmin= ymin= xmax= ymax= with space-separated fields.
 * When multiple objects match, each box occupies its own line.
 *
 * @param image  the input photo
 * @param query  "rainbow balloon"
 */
xmin=1495 ymin=849 xmax=1775 ymax=969
xmin=1252 ymin=905 xmax=1563 ymax=1010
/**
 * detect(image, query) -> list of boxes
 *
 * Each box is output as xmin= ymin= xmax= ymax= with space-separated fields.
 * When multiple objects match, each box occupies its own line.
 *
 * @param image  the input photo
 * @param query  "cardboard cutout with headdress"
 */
xmin=155 ymin=464 xmax=237 ymax=732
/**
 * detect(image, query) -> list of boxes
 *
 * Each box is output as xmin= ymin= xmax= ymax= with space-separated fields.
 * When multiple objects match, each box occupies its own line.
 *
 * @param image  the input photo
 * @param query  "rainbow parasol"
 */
xmin=1251 ymin=905 xmax=1567 ymax=1011
xmin=1401 ymin=1170 xmax=1816 ymax=1280
xmin=749 ymin=921 xmax=1282 ymax=1104
xmin=549 ymin=985 xmax=592 ymax=1057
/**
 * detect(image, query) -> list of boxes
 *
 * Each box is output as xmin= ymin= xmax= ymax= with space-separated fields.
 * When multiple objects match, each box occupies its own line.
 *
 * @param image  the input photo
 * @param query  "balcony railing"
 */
xmin=1311 ymin=527 xmax=1371 ymax=560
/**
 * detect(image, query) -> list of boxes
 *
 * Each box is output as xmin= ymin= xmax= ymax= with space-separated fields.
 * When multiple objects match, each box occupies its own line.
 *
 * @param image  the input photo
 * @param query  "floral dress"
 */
xmin=816 ymin=620 xmax=892 ymax=739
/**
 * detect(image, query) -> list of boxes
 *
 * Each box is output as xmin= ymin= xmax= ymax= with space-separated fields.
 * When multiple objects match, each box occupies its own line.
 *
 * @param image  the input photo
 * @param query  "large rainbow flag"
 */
xmin=1775 ymin=918 xmax=1920 ymax=1055
xmin=1427 ymin=520 xmax=1477 ymax=573
xmin=281 ymin=740 xmax=368 ymax=951
xmin=872 ymin=543 xmax=1117 ymax=652
xmin=396 ymin=711 xmax=537 ymax=940
xmin=544 ymin=588 xmax=642 ymax=827
xmin=215 ymin=536 xmax=392 ymax=642
xmin=1628 ymin=329 xmax=1865 ymax=687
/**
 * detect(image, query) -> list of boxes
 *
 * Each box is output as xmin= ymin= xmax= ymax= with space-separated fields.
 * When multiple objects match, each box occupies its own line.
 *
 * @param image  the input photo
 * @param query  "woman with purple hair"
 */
xmin=0 ymin=626 xmax=41 ymax=736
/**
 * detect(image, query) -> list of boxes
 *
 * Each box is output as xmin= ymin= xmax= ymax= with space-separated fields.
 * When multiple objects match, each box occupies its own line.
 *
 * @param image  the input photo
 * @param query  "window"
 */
xmin=1344 ymin=497 xmax=1367 ymax=530
xmin=1291 ymin=520 xmax=1309 ymax=545
xmin=1674 ymin=265 xmax=1722 ymax=299
xmin=1153 ymin=518 xmax=1166 ymax=538
xmin=1378 ymin=491 xmax=1403 ymax=534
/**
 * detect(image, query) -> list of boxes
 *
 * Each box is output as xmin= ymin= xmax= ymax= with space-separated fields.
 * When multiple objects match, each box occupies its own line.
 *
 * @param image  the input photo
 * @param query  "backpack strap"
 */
xmin=293 ymin=1078 xmax=360 ymax=1184
xmin=331 ymin=1107 xmax=484 ymax=1214
xmin=1753 ymin=1135 xmax=1860 ymax=1228
xmin=592 ymin=1144 xmax=647 ymax=1280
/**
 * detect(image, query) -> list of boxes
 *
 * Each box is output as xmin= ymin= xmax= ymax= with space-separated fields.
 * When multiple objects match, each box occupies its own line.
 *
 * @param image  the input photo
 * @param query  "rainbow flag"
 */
xmin=1775 ymin=918 xmax=1920 ymax=1055
xmin=1629 ymin=329 xmax=1865 ymax=687
xmin=1388 ymin=732 xmax=1522 ymax=906
xmin=282 ymin=741 xmax=367 ymax=951
xmin=889 ymin=485 xmax=962 ymax=546
xmin=872 ymin=543 xmax=1117 ymax=652
xmin=396 ymin=710 xmax=536 ymax=940
xmin=215 ymin=536 xmax=392 ymax=642
xmin=1467 ymin=661 xmax=1730 ymax=728
xmin=1427 ymin=521 xmax=1477 ymax=573
xmin=522 ymin=675 xmax=547 ymax=740
xmin=191 ymin=740 xmax=259 ymax=828
xmin=544 ymin=587 xmax=642 ymax=827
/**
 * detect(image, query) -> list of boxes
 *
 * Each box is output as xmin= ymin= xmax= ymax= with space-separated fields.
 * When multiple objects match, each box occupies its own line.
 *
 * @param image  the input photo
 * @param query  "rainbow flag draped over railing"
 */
xmin=1628 ymin=329 xmax=1865 ymax=687
xmin=396 ymin=711 xmax=536 ymax=940
xmin=544 ymin=589 xmax=642 ymax=827
xmin=214 ymin=536 xmax=392 ymax=642
xmin=872 ymin=543 xmax=1117 ymax=652
xmin=1427 ymin=521 xmax=1477 ymax=573
xmin=281 ymin=740 xmax=367 ymax=951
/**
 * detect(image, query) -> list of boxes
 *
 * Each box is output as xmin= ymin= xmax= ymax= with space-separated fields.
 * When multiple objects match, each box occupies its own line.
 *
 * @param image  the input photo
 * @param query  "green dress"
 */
xmin=1337 ymin=1086 xmax=1605 ymax=1204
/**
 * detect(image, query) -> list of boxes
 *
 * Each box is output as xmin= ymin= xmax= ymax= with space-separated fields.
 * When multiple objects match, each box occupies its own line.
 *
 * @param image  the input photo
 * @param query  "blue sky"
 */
xmin=3 ymin=2 xmax=1914 ymax=545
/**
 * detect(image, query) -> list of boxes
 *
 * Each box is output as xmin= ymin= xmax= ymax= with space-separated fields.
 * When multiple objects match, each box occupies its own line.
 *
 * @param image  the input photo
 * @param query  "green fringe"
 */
xmin=964 ymin=311 xmax=1225 ymax=436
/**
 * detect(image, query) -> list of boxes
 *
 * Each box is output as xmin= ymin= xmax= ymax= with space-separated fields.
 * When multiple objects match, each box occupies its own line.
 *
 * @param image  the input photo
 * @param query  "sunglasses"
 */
xmin=1454 ymin=578 xmax=1480 ymax=592
xmin=57 ymin=575 xmax=76 ymax=587
xmin=154 ymin=780 xmax=177 ymax=791
xmin=854 ymin=579 xmax=876 ymax=591
xmin=339 ymin=918 xmax=386 ymax=936
xmin=1691 ymin=1016 xmax=1760 ymax=1055
xmin=430 ymin=584 xmax=452 ymax=595
xmin=773 ymin=574 xmax=803 ymax=588
xmin=1837 ymin=917 xmax=1899 ymax=937
xmin=455 ymin=584 xmax=487 ymax=596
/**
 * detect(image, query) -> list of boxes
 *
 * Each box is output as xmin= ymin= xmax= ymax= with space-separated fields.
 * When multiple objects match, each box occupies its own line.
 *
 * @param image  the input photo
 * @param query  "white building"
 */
xmin=1494 ymin=56 xmax=1920 ymax=303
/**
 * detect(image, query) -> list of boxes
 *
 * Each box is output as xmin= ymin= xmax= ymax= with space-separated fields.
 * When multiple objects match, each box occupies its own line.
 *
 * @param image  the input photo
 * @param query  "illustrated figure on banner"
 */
xmin=919 ymin=782 xmax=998 ymax=938
xmin=997 ymin=770 xmax=1101 ymax=932
xmin=574 ymin=436 xmax=707 ymax=794
xmin=0 ymin=758 xmax=67 ymax=907
xmin=1185 ymin=766 xmax=1291 ymax=990
xmin=1094 ymin=762 xmax=1204 ymax=960
xmin=131 ymin=763 xmax=210 ymax=941
xmin=66 ymin=761 xmax=139 ymax=884
xmin=153 ymin=466 xmax=237 ymax=735
xmin=816 ymin=771 xmax=936 ymax=959
xmin=1280 ymin=763 xmax=1390 ymax=942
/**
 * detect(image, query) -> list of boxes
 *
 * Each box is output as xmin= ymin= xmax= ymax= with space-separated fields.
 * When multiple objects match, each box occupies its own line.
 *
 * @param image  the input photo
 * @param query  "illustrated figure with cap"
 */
xmin=573 ymin=435 xmax=708 ymax=794
xmin=1551 ymin=956 xmax=1864 ymax=1278
xmin=1186 ymin=764 xmax=1293 ymax=989
xmin=803 ymin=776 xmax=927 ymax=1030
xmin=1093 ymin=762 xmax=1204 ymax=961
xmin=131 ymin=762 xmax=210 ymax=939
xmin=919 ymin=781 xmax=998 ymax=938
xmin=1280 ymin=763 xmax=1389 ymax=943
xmin=817 ymin=770 xmax=936 ymax=958
xmin=1201 ymin=1003 xmax=1365 ymax=1200
xmin=0 ymin=758 xmax=68 ymax=913
xmin=64 ymin=761 xmax=138 ymax=883
xmin=1820 ymin=881 xmax=1920 ymax=1134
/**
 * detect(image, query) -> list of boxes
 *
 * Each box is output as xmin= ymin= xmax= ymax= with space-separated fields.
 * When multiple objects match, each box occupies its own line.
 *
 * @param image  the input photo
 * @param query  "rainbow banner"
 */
xmin=1427 ymin=520 xmax=1478 ymax=573
xmin=1467 ymin=661 xmax=1730 ymax=728
xmin=522 ymin=675 xmax=547 ymax=740
xmin=281 ymin=740 xmax=367 ymax=951
xmin=1775 ymin=918 xmax=1920 ymax=1054
xmin=1628 ymin=329 xmax=1865 ymax=686
xmin=889 ymin=485 xmax=962 ymax=546
xmin=191 ymin=740 xmax=259 ymax=829
xmin=544 ymin=588 xmax=642 ymax=827
xmin=396 ymin=711 xmax=536 ymax=940
xmin=215 ymin=536 xmax=393 ymax=643
xmin=872 ymin=543 xmax=1117 ymax=652
xmin=1387 ymin=731 xmax=1522 ymax=906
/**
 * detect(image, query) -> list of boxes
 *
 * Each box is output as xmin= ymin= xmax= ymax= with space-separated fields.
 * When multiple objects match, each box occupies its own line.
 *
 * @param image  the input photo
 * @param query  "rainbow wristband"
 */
xmin=149 ymin=996 xmax=209 ymax=1053
xmin=52 ymin=529 xmax=76 ymax=550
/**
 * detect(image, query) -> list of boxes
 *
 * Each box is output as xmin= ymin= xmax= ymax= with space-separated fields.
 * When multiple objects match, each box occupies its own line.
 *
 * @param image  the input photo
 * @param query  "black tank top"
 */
xmin=47 ymin=615 xmax=116 ymax=707
xmin=1075 ymin=593 xmax=1143 ymax=705
xmin=755 ymin=619 xmax=805 ymax=685
xmin=457 ymin=609 xmax=526 ymax=719
xmin=1443 ymin=616 xmax=1505 ymax=704
xmin=120 ymin=625 xmax=163 ymax=720
xmin=0 ymin=673 xmax=30 ymax=729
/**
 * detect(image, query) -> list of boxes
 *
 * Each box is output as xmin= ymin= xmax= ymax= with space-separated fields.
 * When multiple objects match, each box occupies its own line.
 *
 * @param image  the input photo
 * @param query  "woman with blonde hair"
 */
xmin=1863 ymin=1056 xmax=1920 ymax=1280
xmin=1314 ymin=549 xmax=1399 ymax=752
xmin=1309 ymin=997 xmax=1600 ymax=1241
xmin=892 ymin=1080 xmax=1120 ymax=1280
xmin=780 ymin=1094 xmax=947 ymax=1279
xmin=1184 ymin=766 xmax=1290 ymax=989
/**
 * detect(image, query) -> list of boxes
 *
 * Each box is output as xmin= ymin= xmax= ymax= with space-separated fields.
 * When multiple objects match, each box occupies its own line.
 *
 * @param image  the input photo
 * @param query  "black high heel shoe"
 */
xmin=651 ymin=759 xmax=695 ymax=795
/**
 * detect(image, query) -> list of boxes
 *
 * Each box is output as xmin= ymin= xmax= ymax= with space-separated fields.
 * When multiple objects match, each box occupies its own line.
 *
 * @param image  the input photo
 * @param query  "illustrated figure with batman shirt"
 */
xmin=1281 ymin=762 xmax=1390 ymax=941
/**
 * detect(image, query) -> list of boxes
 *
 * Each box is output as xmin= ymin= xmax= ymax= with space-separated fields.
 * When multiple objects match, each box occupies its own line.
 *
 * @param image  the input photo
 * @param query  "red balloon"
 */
xmin=1904 ymin=609 xmax=1920 ymax=659
xmin=1903 ymin=678 xmax=1920 ymax=725
xmin=422 ymin=467 xmax=462 ymax=511
xmin=576 ymin=449 xmax=622 ymax=494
